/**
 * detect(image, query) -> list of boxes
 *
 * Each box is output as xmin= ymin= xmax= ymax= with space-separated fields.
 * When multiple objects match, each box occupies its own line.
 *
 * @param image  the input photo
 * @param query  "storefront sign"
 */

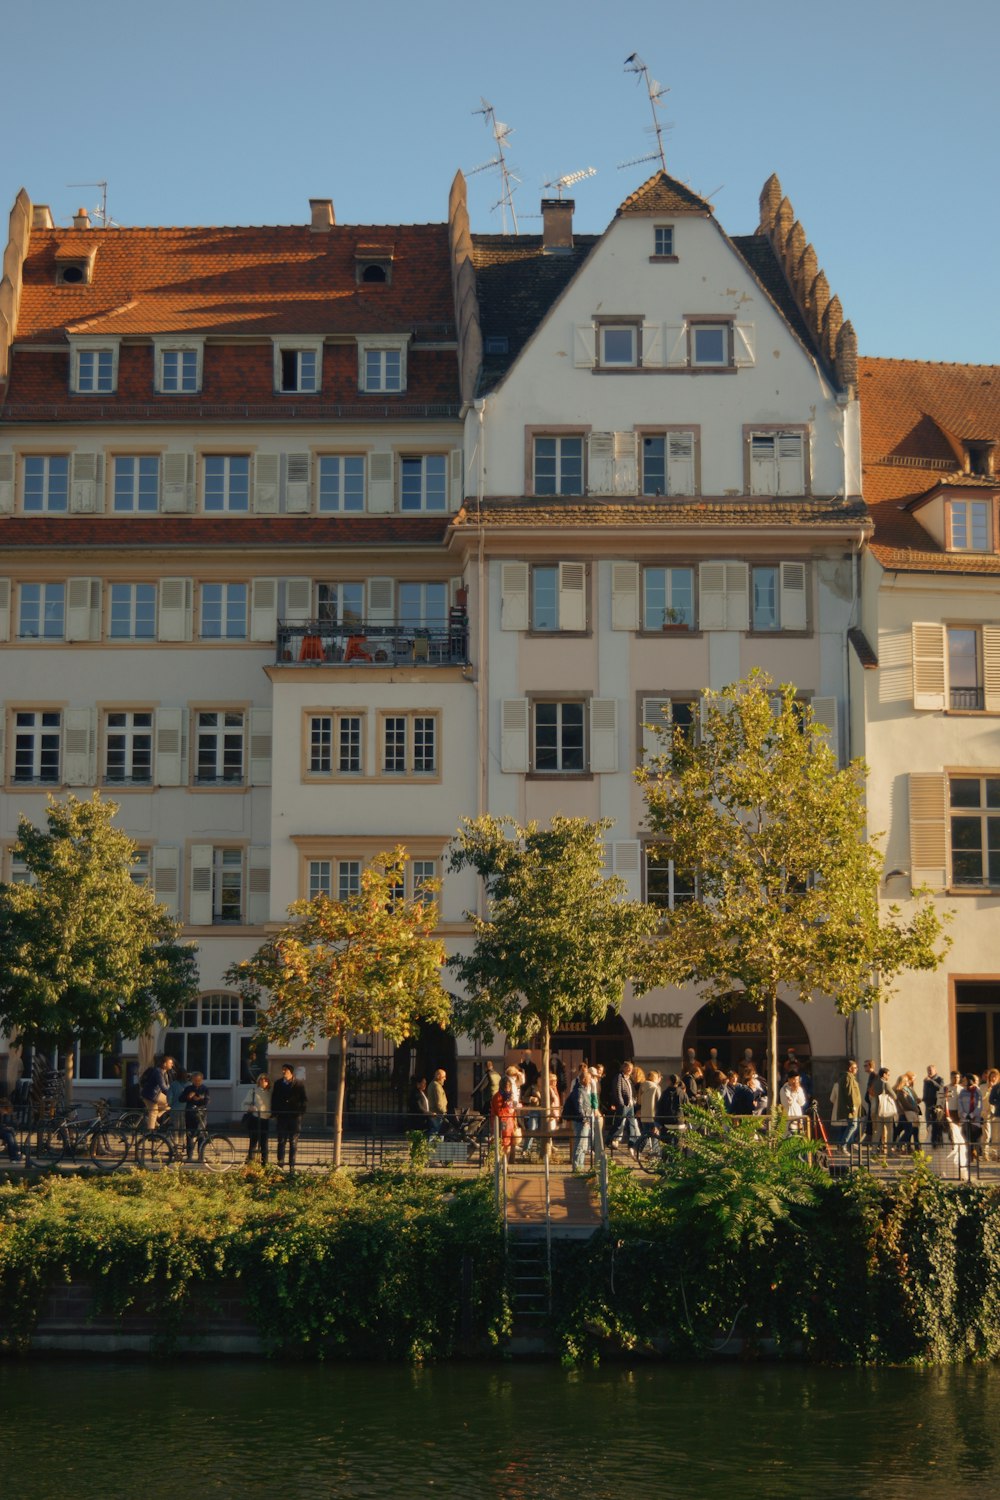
xmin=632 ymin=1012 xmax=683 ymax=1030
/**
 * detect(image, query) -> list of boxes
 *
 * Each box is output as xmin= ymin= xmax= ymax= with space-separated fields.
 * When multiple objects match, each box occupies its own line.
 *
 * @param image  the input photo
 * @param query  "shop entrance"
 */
xmin=682 ymin=996 xmax=811 ymax=1076
xmin=955 ymin=980 xmax=1000 ymax=1076
xmin=506 ymin=1013 xmax=634 ymax=1094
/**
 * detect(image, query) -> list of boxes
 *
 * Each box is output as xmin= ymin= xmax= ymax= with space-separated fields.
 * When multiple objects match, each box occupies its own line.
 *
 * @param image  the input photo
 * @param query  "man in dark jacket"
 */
xmin=271 ymin=1064 xmax=307 ymax=1171
xmin=608 ymin=1061 xmax=640 ymax=1154
xmin=655 ymin=1074 xmax=685 ymax=1147
xmin=923 ymin=1064 xmax=944 ymax=1148
xmin=180 ymin=1071 xmax=210 ymax=1161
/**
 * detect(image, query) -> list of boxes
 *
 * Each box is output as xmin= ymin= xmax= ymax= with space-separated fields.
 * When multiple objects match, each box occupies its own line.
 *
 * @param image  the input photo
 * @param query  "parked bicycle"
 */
xmin=31 ymin=1101 xmax=131 ymax=1171
xmin=136 ymin=1108 xmax=238 ymax=1172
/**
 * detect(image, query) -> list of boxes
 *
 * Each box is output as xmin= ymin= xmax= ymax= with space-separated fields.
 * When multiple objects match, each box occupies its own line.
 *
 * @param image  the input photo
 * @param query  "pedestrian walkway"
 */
xmin=504 ymin=1164 xmax=601 ymax=1232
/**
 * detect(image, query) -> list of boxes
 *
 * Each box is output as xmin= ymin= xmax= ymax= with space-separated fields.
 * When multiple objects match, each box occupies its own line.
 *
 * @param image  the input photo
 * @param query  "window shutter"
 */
xmin=368 ymin=577 xmax=394 ymax=623
xmin=0 ymin=453 xmax=13 ymax=514
xmin=63 ymin=707 xmax=95 ymax=786
xmin=283 ymin=578 xmax=312 ymax=623
xmin=610 ymin=840 xmax=642 ymax=900
xmin=163 ymin=453 xmax=193 ymax=513
xmin=587 ymin=432 xmax=614 ymax=496
xmin=611 ymin=562 xmax=640 ymax=631
xmin=698 ymin=562 xmax=727 ymax=630
xmin=779 ymin=562 xmax=808 ymax=631
xmin=810 ymin=696 xmax=840 ymax=763
xmin=909 ymin=772 xmax=948 ymax=889
xmin=734 ymin=323 xmax=756 ymax=366
xmin=750 ymin=435 xmax=777 ymax=496
xmin=665 ymin=324 xmax=688 ymax=367
xmin=155 ymin=707 xmax=185 ymax=786
xmin=641 ymin=696 xmax=671 ymax=763
xmin=66 ymin=577 xmax=100 ymax=641
xmin=249 ymin=708 xmax=272 ymax=785
xmin=667 ymin=432 xmax=695 ymax=495
xmin=777 ymin=434 xmax=805 ymax=495
xmin=158 ymin=578 xmax=193 ymax=641
xmin=253 ymin=453 xmax=279 ymax=514
xmin=724 ymin=563 xmax=749 ymax=630
xmin=641 ymin=322 xmax=663 ymax=368
xmin=559 ymin=563 xmax=586 ymax=631
xmin=912 ymin=623 xmax=947 ymax=710
xmin=189 ymin=845 xmax=214 ymax=926
xmin=613 ymin=431 xmax=637 ymax=494
xmin=0 ymin=578 xmax=9 ymax=641
xmin=983 ymin=627 xmax=1000 ymax=713
xmin=500 ymin=698 xmax=529 ymax=773
xmin=450 ymin=448 xmax=464 ymax=509
xmin=590 ymin=698 xmax=618 ymax=773
xmin=283 ymin=453 xmax=312 ymax=512
xmin=367 ymin=450 xmax=394 ymax=513
xmin=249 ymin=578 xmax=278 ymax=642
xmin=500 ymin=562 xmax=528 ymax=631
xmin=152 ymin=846 xmax=180 ymax=918
xmin=574 ymin=323 xmax=596 ymax=368
xmin=70 ymin=452 xmax=102 ymax=513
xmin=0 ymin=710 xmax=4 ymax=783
xmin=247 ymin=846 xmax=271 ymax=926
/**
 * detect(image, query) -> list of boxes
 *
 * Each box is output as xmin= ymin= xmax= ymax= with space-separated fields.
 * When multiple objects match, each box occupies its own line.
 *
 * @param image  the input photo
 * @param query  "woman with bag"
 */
xmin=871 ymin=1067 xmax=898 ymax=1156
xmin=894 ymin=1073 xmax=921 ymax=1152
xmin=242 ymin=1072 xmax=272 ymax=1165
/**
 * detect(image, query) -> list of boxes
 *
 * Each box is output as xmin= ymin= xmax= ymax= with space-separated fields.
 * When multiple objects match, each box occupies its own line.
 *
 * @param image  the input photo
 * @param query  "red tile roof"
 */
xmin=0 ymin=515 xmax=451 ymax=549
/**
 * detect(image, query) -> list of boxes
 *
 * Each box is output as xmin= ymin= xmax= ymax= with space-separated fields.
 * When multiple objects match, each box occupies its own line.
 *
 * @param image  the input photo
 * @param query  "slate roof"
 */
xmin=470 ymin=234 xmax=600 ymax=391
xmin=0 ymin=515 xmax=451 ymax=550
xmin=451 ymin=496 xmax=868 ymax=532
xmin=859 ymin=356 xmax=1000 ymax=573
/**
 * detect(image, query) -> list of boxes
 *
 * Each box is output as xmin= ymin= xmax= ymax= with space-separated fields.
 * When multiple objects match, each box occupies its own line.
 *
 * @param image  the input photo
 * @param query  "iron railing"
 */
xmin=276 ymin=616 xmax=469 ymax=667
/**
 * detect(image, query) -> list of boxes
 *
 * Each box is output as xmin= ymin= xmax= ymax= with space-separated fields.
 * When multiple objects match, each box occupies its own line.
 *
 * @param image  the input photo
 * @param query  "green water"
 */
xmin=4 ymin=1359 xmax=998 ymax=1497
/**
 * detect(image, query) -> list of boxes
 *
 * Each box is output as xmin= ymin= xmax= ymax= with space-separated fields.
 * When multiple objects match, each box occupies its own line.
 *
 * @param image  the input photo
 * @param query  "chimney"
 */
xmin=309 ymin=198 xmax=335 ymax=232
xmin=73 ymin=207 xmax=91 ymax=230
xmin=32 ymin=204 xmax=55 ymax=230
xmin=541 ymin=197 xmax=574 ymax=253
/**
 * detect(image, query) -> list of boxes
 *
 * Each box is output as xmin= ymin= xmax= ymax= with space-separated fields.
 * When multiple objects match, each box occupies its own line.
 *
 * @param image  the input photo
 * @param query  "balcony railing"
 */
xmin=950 ymin=687 xmax=985 ymax=711
xmin=276 ymin=616 xmax=469 ymax=668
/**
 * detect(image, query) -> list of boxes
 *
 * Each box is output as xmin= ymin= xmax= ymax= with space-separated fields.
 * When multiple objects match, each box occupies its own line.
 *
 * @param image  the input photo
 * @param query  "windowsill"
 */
xmin=945 ymin=709 xmax=995 ymax=717
xmin=648 ymin=254 xmax=679 ymax=264
xmin=746 ymin=629 xmax=813 ymax=640
xmin=526 ymin=771 xmax=594 ymax=781
xmin=946 ymin=886 xmax=1000 ymax=897
xmin=276 ymin=390 xmax=320 ymax=397
xmin=589 ymin=365 xmax=740 ymax=375
xmin=636 ymin=628 xmax=701 ymax=639
xmin=190 ymin=782 xmax=249 ymax=793
xmin=526 ymin=629 xmax=591 ymax=639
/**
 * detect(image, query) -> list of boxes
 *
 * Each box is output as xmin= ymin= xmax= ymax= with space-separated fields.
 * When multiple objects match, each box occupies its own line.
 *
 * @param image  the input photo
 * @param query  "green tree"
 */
xmin=0 ymin=793 xmax=198 ymax=1075
xmin=226 ymin=848 xmax=451 ymax=1167
xmin=448 ymin=816 xmax=660 ymax=1125
xmin=640 ymin=671 xmax=950 ymax=1108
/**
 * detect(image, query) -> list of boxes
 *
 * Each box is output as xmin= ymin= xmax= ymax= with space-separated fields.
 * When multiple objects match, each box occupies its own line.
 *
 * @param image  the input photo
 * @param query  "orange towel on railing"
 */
xmin=299 ymin=634 xmax=324 ymax=661
xmin=344 ymin=635 xmax=372 ymax=662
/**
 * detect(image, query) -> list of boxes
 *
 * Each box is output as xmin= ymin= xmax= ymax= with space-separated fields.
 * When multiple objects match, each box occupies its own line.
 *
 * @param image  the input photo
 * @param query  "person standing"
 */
xmin=564 ymin=1062 xmax=592 ymax=1172
xmin=472 ymin=1061 xmax=501 ymax=1113
xmin=779 ymin=1072 xmax=807 ymax=1132
xmin=959 ymin=1074 xmax=983 ymax=1161
xmin=638 ymin=1070 xmax=662 ymax=1146
xmin=180 ymin=1071 xmax=210 ymax=1161
xmin=140 ymin=1055 xmax=175 ymax=1132
xmin=490 ymin=1075 xmax=518 ymax=1159
xmin=870 ymin=1067 xmax=897 ymax=1155
xmin=272 ymin=1064 xmax=307 ymax=1171
xmin=242 ymin=1072 xmax=272 ymax=1164
xmin=923 ymin=1065 xmax=944 ymax=1148
xmin=609 ymin=1060 xmax=641 ymax=1155
xmin=427 ymin=1068 xmax=449 ymax=1135
xmin=834 ymin=1059 xmax=862 ymax=1149
xmin=408 ymin=1075 xmax=431 ymax=1127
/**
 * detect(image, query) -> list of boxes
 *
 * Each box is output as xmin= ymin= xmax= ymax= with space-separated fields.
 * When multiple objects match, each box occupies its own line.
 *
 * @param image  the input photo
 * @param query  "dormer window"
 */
xmin=359 ymin=338 xmax=406 ymax=394
xmin=70 ymin=339 xmax=119 ymax=394
xmin=965 ymin=440 xmax=997 ymax=478
xmin=273 ymin=338 xmax=323 ymax=394
xmin=354 ymin=243 xmax=394 ymax=286
xmin=55 ymin=244 xmax=96 ymax=285
xmin=154 ymin=338 xmax=204 ymax=394
xmin=949 ymin=498 xmax=992 ymax=552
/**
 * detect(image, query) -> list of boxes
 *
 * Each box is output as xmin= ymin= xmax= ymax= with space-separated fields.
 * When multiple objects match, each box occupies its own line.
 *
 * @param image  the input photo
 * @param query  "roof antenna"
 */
xmin=468 ymin=99 xmax=520 ymax=234
xmin=618 ymin=54 xmax=670 ymax=172
xmin=542 ymin=167 xmax=597 ymax=198
xmin=67 ymin=179 xmax=120 ymax=228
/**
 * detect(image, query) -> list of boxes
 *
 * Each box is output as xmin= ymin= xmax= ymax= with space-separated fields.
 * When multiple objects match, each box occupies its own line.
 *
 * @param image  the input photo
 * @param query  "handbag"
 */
xmin=876 ymin=1091 xmax=898 ymax=1121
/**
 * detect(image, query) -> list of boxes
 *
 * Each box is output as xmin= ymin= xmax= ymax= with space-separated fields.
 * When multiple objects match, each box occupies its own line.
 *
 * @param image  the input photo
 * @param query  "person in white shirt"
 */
xmin=780 ymin=1072 xmax=807 ymax=1133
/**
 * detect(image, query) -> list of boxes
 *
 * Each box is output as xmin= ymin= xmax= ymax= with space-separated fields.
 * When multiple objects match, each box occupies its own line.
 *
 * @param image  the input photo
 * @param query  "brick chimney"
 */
xmin=32 ymin=205 xmax=55 ymax=229
xmin=541 ymin=197 xmax=574 ymax=253
xmin=309 ymin=198 xmax=335 ymax=232
xmin=73 ymin=207 xmax=91 ymax=230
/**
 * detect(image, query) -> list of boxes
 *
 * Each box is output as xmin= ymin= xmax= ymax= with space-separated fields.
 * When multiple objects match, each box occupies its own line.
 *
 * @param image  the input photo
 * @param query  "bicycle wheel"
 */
xmin=29 ymin=1124 xmax=60 ymax=1164
xmin=137 ymin=1131 xmax=175 ymax=1170
xmin=637 ymin=1135 xmax=665 ymax=1173
xmin=89 ymin=1128 xmax=130 ymax=1171
xmin=200 ymin=1134 xmax=238 ymax=1172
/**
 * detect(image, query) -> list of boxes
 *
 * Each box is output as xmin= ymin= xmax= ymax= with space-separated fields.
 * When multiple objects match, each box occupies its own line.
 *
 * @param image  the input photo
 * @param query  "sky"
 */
xmin=3 ymin=0 xmax=998 ymax=365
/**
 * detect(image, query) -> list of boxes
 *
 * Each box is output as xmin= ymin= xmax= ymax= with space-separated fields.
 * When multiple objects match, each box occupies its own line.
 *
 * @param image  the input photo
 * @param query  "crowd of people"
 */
xmin=139 ymin=1055 xmax=308 ymax=1170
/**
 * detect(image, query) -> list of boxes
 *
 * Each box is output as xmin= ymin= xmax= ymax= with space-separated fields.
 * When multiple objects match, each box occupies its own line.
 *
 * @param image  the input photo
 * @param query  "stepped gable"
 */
xmin=614 ymin=170 xmax=713 ymax=216
xmin=729 ymin=233 xmax=818 ymax=360
xmin=860 ymin=355 xmax=1000 ymax=573
xmin=470 ymin=234 xmax=599 ymax=391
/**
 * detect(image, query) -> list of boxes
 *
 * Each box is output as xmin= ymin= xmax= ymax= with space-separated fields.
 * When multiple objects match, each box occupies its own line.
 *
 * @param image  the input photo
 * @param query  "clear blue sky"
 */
xmin=4 ymin=0 xmax=998 ymax=364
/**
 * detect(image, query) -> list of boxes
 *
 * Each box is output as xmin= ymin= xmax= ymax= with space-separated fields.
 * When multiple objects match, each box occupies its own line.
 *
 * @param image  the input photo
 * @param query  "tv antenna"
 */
xmin=542 ymin=167 xmax=597 ymax=199
xmin=468 ymin=99 xmax=520 ymax=233
xmin=67 ymin=179 xmax=120 ymax=228
xmin=618 ymin=53 xmax=670 ymax=172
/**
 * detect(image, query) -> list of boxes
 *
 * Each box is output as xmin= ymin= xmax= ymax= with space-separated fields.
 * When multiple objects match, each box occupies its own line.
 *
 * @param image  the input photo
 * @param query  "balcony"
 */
xmin=276 ymin=615 xmax=469 ymax=668
xmin=950 ymin=687 xmax=985 ymax=711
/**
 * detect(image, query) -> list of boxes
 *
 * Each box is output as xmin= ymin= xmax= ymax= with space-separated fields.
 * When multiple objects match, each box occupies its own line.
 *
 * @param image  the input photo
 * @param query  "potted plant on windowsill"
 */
xmin=661 ymin=607 xmax=689 ymax=633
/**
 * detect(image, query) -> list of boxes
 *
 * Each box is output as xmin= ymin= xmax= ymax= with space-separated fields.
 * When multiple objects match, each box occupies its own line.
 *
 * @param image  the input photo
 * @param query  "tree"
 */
xmin=226 ymin=848 xmax=451 ymax=1167
xmin=0 ymin=793 xmax=199 ymax=1077
xmin=448 ymin=816 xmax=660 ymax=1128
xmin=640 ymin=671 xmax=950 ymax=1109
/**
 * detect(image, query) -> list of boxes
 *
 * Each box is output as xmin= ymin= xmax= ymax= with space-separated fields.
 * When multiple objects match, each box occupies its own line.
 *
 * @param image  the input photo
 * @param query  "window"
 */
xmin=641 ymin=433 xmax=696 ymax=496
xmin=912 ymin=622 xmax=1000 ymax=713
xmin=644 ymin=846 xmax=696 ymax=908
xmin=948 ymin=627 xmax=984 ymax=710
xmin=691 ymin=323 xmax=729 ymax=366
xmin=750 ymin=432 xmax=806 ymax=496
xmin=163 ymin=993 xmax=258 ymax=1084
xmin=752 ymin=566 xmax=779 ymax=632
xmin=399 ymin=582 xmax=448 ymax=628
xmin=18 ymin=583 xmax=65 ymax=640
xmin=203 ymin=456 xmax=250 ymax=513
xmin=158 ymin=347 xmax=201 ymax=393
xmin=950 ymin=499 xmax=991 ymax=552
xmin=400 ymin=454 xmax=447 ymax=512
xmin=23 ymin=455 xmax=69 ymax=513
xmin=653 ymin=225 xmax=674 ymax=257
xmin=12 ymin=710 xmax=61 ymax=783
xmin=105 ymin=711 xmax=153 ymax=784
xmin=113 ymin=456 xmax=160 ymax=512
xmin=195 ymin=710 xmax=245 ymax=784
xmin=641 ymin=697 xmax=696 ymax=763
xmin=338 ymin=860 xmax=362 ymax=900
xmin=643 ymin=567 xmax=694 ymax=630
xmin=75 ymin=1042 xmax=121 ymax=1083
xmin=533 ymin=700 xmax=585 ymax=773
xmin=318 ymin=455 xmax=365 ymax=512
xmin=308 ymin=716 xmax=332 ymax=775
xmin=337 ymin=715 xmax=363 ymax=774
xmin=950 ymin=776 xmax=1000 ymax=887
xmin=212 ymin=849 xmax=244 ymax=923
xmin=200 ymin=583 xmax=248 ymax=640
xmin=600 ymin=324 xmax=638 ymax=367
xmin=308 ymin=712 xmax=364 ymax=776
xmin=748 ymin=563 xmax=807 ymax=633
xmin=533 ymin=436 xmax=584 ymax=496
xmin=317 ymin=582 xmax=364 ymax=627
xmin=74 ymin=347 xmax=115 ymax=394
xmin=530 ymin=563 xmax=586 ymax=632
xmin=412 ymin=859 xmax=437 ymax=903
xmin=308 ymin=859 xmax=332 ymax=899
xmin=381 ymin=713 xmax=437 ymax=775
xmin=278 ymin=347 xmax=319 ymax=393
xmin=361 ymin=345 xmax=404 ymax=393
xmin=131 ymin=849 xmax=151 ymax=886
xmin=109 ymin=583 xmax=156 ymax=640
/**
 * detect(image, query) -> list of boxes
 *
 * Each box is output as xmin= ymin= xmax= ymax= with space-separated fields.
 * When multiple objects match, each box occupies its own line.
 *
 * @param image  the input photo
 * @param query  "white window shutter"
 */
xmin=983 ymin=627 xmax=1000 ymax=713
xmin=574 ymin=323 xmax=596 ymax=368
xmin=249 ymin=708 xmax=272 ymax=785
xmin=724 ymin=563 xmax=749 ymax=630
xmin=66 ymin=577 xmax=99 ymax=641
xmin=734 ymin=323 xmax=756 ymax=366
xmin=247 ymin=846 xmax=271 ymax=926
xmin=163 ymin=453 xmax=193 ymax=513
xmin=810 ymin=696 xmax=840 ymax=763
xmin=559 ymin=563 xmax=586 ymax=631
xmin=909 ymin=773 xmax=948 ymax=889
xmin=450 ymin=448 xmax=464 ymax=508
xmin=698 ymin=562 xmax=727 ymax=630
xmin=777 ymin=434 xmax=805 ymax=495
xmin=750 ymin=435 xmax=777 ymax=496
xmin=0 ymin=578 xmax=10 ymax=641
xmin=500 ymin=562 xmax=528 ymax=631
xmin=253 ymin=453 xmax=279 ymax=514
xmin=155 ymin=707 xmax=185 ymax=786
xmin=912 ymin=623 xmax=947 ymax=710
xmin=641 ymin=697 xmax=671 ymax=763
xmin=611 ymin=562 xmax=640 ymax=631
xmin=501 ymin=699 xmax=529 ymax=773
xmin=70 ymin=453 xmax=102 ymax=513
xmin=0 ymin=710 xmax=4 ymax=783
xmin=158 ymin=578 xmax=193 ymax=641
xmin=283 ymin=453 xmax=311 ymax=512
xmin=189 ymin=845 xmax=214 ymax=926
xmin=665 ymin=324 xmax=688 ymax=367
xmin=367 ymin=450 xmax=394 ymax=513
xmin=0 ymin=454 xmax=13 ymax=514
xmin=611 ymin=840 xmax=642 ymax=901
xmin=667 ymin=433 xmax=695 ymax=495
xmin=613 ymin=431 xmax=638 ymax=495
xmin=249 ymin=578 xmax=278 ymax=642
xmin=152 ymin=846 xmax=180 ymax=918
xmin=641 ymin=322 xmax=663 ymax=368
xmin=779 ymin=562 xmax=808 ymax=632
xmin=283 ymin=578 xmax=312 ymax=623
xmin=368 ymin=577 xmax=394 ymax=623
xmin=63 ymin=707 xmax=95 ymax=786
xmin=590 ymin=698 xmax=618 ymax=772
xmin=587 ymin=432 xmax=614 ymax=496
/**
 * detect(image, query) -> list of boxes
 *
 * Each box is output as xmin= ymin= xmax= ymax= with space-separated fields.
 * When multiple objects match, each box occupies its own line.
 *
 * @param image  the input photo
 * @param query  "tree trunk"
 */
xmin=766 ymin=991 xmax=779 ymax=1117
xmin=333 ymin=1029 xmax=349 ymax=1169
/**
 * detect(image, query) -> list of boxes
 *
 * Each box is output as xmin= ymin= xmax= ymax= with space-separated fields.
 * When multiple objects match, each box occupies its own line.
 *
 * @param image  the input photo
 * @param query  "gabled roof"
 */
xmin=470 ymin=234 xmax=600 ymax=391
xmin=615 ymin=170 xmax=713 ymax=216
xmin=860 ymin=355 xmax=1000 ymax=572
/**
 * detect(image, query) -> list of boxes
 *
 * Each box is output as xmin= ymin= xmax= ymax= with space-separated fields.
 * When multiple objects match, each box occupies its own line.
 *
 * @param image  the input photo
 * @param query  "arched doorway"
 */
xmin=682 ymin=996 xmax=811 ymax=1076
xmin=542 ymin=1012 xmax=634 ymax=1084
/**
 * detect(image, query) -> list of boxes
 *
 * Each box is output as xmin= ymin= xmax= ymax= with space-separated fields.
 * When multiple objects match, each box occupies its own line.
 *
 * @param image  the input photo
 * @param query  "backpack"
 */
xmin=562 ymin=1080 xmax=582 ymax=1120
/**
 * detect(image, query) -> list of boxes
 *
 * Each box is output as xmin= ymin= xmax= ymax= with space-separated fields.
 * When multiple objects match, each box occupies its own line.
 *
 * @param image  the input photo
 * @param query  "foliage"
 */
xmin=640 ymin=671 xmax=950 ymax=1103
xmin=226 ymin=848 xmax=451 ymax=1166
xmin=0 ymin=793 xmax=198 ymax=1053
xmin=448 ymin=816 xmax=659 ymax=1111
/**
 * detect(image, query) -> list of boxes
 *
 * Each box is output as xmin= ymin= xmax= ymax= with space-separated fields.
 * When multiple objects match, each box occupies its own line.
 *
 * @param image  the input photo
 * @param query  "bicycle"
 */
xmin=30 ymin=1103 xmax=131 ymax=1171
xmin=137 ymin=1109 xmax=238 ymax=1172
